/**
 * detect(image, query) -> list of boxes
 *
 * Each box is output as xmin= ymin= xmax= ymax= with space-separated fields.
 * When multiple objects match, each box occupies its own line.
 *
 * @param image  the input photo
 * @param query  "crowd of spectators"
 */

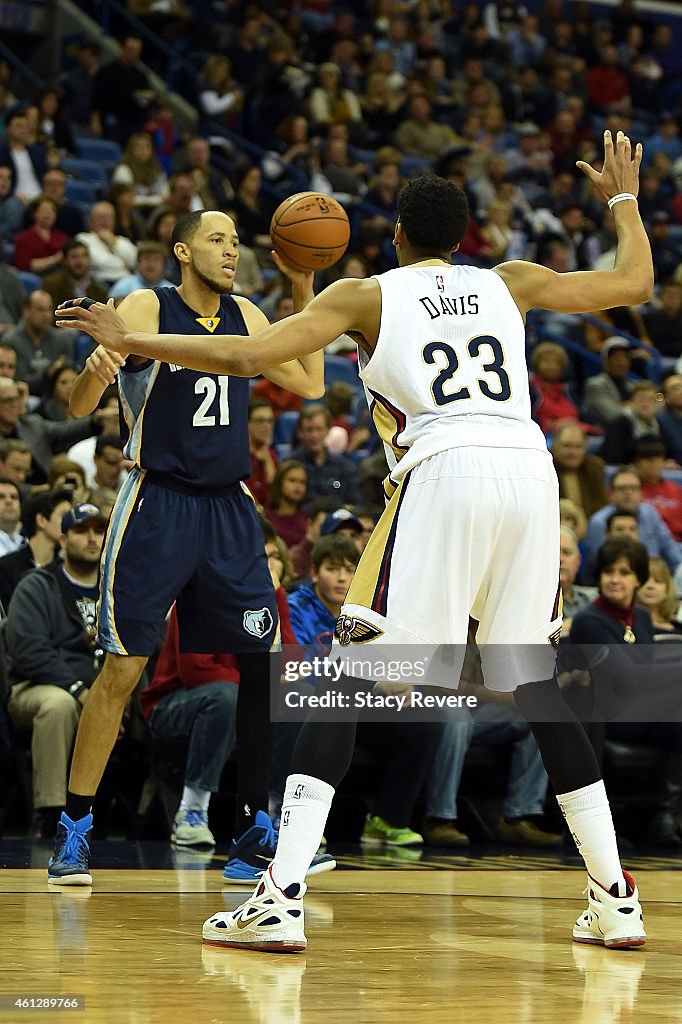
xmin=1 ymin=0 xmax=682 ymax=850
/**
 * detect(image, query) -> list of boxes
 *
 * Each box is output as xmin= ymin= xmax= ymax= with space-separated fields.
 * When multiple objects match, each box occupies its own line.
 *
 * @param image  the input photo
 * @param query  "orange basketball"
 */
xmin=270 ymin=192 xmax=350 ymax=272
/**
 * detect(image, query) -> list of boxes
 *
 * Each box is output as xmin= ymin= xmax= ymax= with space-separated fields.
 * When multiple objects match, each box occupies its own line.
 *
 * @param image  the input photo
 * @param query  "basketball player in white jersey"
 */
xmin=58 ymin=130 xmax=652 ymax=952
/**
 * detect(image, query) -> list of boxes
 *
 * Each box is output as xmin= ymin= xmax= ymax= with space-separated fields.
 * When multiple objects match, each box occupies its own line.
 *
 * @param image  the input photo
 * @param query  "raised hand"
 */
xmin=55 ymin=297 xmax=130 ymax=353
xmin=576 ymin=129 xmax=643 ymax=203
xmin=271 ymin=249 xmax=315 ymax=291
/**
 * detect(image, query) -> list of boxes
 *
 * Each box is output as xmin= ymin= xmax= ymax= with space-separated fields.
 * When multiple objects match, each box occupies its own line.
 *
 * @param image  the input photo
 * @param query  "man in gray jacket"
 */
xmin=6 ymin=503 xmax=106 ymax=836
xmin=0 ymin=377 xmax=100 ymax=484
xmin=583 ymin=336 xmax=635 ymax=430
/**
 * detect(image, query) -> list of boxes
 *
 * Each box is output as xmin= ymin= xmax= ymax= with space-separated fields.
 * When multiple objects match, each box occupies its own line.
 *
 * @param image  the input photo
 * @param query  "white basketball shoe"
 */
xmin=203 ymin=866 xmax=307 ymax=953
xmin=573 ymin=871 xmax=646 ymax=949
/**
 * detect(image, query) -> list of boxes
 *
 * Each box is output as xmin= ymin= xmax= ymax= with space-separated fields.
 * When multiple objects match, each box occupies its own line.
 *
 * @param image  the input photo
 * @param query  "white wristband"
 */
xmin=607 ymin=193 xmax=637 ymax=209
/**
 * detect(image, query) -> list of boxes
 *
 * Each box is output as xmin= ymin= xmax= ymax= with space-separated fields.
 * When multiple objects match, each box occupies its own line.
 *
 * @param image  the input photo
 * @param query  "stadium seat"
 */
xmin=65 ymin=178 xmax=97 ymax=208
xmin=60 ymin=157 xmax=109 ymax=191
xmin=324 ymin=354 xmax=361 ymax=390
xmin=18 ymin=272 xmax=42 ymax=294
xmin=273 ymin=410 xmax=300 ymax=447
xmin=75 ymin=137 xmax=122 ymax=168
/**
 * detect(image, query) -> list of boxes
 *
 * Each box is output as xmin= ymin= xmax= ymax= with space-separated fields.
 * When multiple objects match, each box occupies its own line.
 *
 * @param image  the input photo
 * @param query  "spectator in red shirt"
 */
xmin=13 ymin=195 xmax=69 ymax=275
xmin=633 ymin=436 xmax=682 ymax=542
xmin=265 ymin=460 xmax=310 ymax=549
xmin=586 ymin=46 xmax=631 ymax=113
xmin=245 ymin=398 xmax=278 ymax=508
xmin=529 ymin=342 xmax=597 ymax=437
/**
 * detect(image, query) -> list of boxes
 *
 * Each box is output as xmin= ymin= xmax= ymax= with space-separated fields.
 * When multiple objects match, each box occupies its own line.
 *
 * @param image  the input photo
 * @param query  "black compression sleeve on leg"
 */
xmin=234 ymin=652 xmax=272 ymax=830
xmin=289 ymin=676 xmax=371 ymax=789
xmin=513 ymin=676 xmax=602 ymax=794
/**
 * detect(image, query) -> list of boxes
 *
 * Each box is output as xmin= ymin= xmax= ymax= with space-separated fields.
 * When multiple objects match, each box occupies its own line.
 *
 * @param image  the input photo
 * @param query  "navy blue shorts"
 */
xmin=98 ymin=468 xmax=278 ymax=657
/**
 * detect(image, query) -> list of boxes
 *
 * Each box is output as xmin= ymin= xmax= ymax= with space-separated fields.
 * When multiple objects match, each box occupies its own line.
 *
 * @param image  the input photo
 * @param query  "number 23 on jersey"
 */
xmin=423 ymin=334 xmax=511 ymax=407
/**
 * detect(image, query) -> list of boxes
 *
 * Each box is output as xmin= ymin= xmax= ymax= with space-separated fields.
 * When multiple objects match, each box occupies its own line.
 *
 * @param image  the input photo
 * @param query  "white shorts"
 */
xmin=332 ymin=446 xmax=562 ymax=690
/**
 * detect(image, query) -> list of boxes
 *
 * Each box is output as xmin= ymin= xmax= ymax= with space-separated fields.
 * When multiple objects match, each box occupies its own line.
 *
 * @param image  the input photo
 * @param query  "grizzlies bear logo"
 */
xmin=243 ymin=608 xmax=274 ymax=638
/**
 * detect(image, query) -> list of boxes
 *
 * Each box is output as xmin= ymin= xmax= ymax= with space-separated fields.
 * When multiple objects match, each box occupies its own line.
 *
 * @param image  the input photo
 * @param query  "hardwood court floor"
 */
xmin=1 ymin=847 xmax=680 ymax=1024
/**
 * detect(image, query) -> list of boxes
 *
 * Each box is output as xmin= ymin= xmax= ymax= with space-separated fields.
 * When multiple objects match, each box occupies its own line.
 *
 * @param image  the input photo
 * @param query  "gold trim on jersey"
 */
xmin=368 ymin=391 xmax=409 ymax=462
xmin=195 ymin=317 xmax=222 ymax=332
xmin=344 ymin=473 xmax=411 ymax=617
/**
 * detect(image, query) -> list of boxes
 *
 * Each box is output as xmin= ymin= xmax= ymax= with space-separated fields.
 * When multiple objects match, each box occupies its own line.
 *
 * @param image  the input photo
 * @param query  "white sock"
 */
xmin=557 ymin=780 xmax=627 ymax=896
xmin=271 ymin=773 xmax=335 ymax=892
xmin=179 ymin=785 xmax=210 ymax=813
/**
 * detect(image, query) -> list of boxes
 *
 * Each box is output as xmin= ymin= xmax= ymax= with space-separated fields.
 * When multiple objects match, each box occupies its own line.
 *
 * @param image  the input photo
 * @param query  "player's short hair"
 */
xmin=311 ymin=533 xmax=360 ymax=571
xmin=594 ymin=537 xmax=649 ymax=587
xmin=397 ymin=174 xmax=469 ymax=253
xmin=171 ymin=211 xmax=205 ymax=264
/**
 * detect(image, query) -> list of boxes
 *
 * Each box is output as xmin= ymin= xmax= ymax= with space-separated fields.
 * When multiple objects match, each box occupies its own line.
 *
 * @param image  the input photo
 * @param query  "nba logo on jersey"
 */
xmin=436 ymin=274 xmax=445 ymax=292
xmin=243 ymin=607 xmax=274 ymax=638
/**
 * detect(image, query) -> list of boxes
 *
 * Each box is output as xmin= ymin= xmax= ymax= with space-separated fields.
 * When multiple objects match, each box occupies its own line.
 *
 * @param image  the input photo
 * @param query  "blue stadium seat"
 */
xmin=65 ymin=178 xmax=97 ymax=208
xmin=75 ymin=137 xmax=122 ymax=169
xmin=273 ymin=410 xmax=300 ymax=447
xmin=324 ymin=354 xmax=361 ymax=391
xmin=18 ymin=271 xmax=42 ymax=294
xmin=60 ymin=157 xmax=109 ymax=191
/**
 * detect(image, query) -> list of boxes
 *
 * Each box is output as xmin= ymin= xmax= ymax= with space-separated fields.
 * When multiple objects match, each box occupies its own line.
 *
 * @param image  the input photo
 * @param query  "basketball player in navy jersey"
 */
xmin=60 ymin=133 xmax=652 ymax=950
xmin=48 ymin=210 xmax=331 ymax=886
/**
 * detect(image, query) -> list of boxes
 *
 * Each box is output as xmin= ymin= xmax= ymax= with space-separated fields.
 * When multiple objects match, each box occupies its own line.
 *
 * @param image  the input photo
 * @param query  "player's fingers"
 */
xmin=603 ymin=128 xmax=614 ymax=159
xmin=575 ymin=160 xmax=598 ymax=183
xmin=55 ymin=318 xmax=91 ymax=332
xmin=633 ymin=141 xmax=643 ymax=170
xmin=56 ymin=297 xmax=86 ymax=310
xmin=622 ymin=134 xmax=632 ymax=160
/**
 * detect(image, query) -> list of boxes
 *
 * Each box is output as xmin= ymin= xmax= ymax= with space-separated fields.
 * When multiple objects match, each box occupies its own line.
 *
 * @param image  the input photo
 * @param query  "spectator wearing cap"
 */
xmin=292 ymin=404 xmax=360 ymax=508
xmin=658 ymin=374 xmax=682 ymax=466
xmin=320 ymin=507 xmax=364 ymax=553
xmin=583 ymin=337 xmax=634 ymax=430
xmin=600 ymin=381 xmax=661 ymax=465
xmin=0 ymin=476 xmax=22 ymax=556
xmin=0 ymin=487 xmax=72 ymax=613
xmin=107 ymin=242 xmax=174 ymax=301
xmin=585 ymin=466 xmax=681 ymax=571
xmin=645 ymin=280 xmax=682 ymax=358
xmin=633 ymin=437 xmax=682 ymax=541
xmin=6 ymin=503 xmax=107 ymax=837
xmin=647 ymin=212 xmax=682 ymax=284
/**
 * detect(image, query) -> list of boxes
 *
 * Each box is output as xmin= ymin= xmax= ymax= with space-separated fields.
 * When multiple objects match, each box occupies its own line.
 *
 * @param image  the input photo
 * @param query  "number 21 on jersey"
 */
xmin=423 ymin=334 xmax=511 ymax=406
xmin=193 ymin=376 xmax=230 ymax=427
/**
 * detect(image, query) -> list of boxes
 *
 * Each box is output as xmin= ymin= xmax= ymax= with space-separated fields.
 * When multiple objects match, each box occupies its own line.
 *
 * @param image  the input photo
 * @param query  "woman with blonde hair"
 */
xmin=637 ymin=557 xmax=682 ymax=635
xmin=112 ymin=132 xmax=168 ymax=209
xmin=197 ymin=55 xmax=242 ymax=132
xmin=309 ymin=63 xmax=363 ymax=131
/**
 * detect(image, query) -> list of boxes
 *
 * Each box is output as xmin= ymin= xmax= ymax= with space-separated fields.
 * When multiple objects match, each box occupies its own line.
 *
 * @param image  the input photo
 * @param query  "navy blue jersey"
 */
xmin=118 ymin=287 xmax=252 ymax=489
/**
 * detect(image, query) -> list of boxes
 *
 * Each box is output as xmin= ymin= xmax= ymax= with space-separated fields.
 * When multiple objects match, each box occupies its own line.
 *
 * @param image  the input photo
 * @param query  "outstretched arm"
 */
xmin=234 ymin=257 xmax=324 ymax=398
xmin=495 ymin=130 xmax=653 ymax=316
xmin=56 ymin=278 xmax=380 ymax=382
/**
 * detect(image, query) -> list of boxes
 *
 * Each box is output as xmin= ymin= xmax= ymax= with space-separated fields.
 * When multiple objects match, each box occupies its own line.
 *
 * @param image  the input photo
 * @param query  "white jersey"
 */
xmin=360 ymin=262 xmax=547 ymax=489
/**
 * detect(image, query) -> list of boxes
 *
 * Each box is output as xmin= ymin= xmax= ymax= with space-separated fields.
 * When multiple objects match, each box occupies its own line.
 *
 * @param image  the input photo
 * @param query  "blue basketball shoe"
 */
xmin=47 ymin=812 xmax=93 ymax=885
xmin=222 ymin=810 xmax=335 ymax=884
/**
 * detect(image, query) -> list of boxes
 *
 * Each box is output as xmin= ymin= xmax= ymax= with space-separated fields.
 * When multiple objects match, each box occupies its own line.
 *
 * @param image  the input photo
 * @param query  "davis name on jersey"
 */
xmin=359 ymin=263 xmax=547 ymax=489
